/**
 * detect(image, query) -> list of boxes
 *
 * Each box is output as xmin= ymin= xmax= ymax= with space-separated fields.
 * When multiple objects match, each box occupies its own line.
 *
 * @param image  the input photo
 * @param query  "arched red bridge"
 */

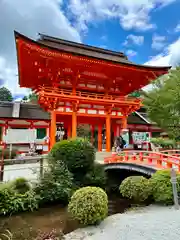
xmin=104 ymin=151 xmax=180 ymax=176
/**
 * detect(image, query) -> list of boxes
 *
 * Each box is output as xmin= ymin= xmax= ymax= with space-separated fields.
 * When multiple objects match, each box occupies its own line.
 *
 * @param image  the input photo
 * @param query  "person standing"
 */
xmin=115 ymin=136 xmax=126 ymax=153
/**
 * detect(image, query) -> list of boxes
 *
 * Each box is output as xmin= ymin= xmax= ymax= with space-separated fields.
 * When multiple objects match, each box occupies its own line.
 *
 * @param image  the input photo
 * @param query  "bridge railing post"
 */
xmin=139 ymin=152 xmax=143 ymax=162
xmin=157 ymin=154 xmax=163 ymax=167
xmin=148 ymin=153 xmax=153 ymax=164
xmin=125 ymin=151 xmax=129 ymax=161
xmin=132 ymin=153 xmax=137 ymax=161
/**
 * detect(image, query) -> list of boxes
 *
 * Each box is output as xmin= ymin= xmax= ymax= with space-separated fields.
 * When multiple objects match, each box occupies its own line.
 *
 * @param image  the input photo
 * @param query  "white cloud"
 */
xmin=126 ymin=49 xmax=137 ymax=57
xmin=123 ymin=34 xmax=144 ymax=46
xmin=151 ymin=34 xmax=166 ymax=50
xmin=69 ymin=0 xmax=177 ymax=32
xmin=145 ymin=37 xmax=180 ymax=67
xmin=175 ymin=23 xmax=180 ymax=32
xmin=0 ymin=0 xmax=81 ymax=97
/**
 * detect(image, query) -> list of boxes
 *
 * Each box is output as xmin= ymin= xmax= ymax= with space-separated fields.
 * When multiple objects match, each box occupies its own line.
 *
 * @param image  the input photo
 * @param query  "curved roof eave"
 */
xmin=14 ymin=31 xmax=171 ymax=72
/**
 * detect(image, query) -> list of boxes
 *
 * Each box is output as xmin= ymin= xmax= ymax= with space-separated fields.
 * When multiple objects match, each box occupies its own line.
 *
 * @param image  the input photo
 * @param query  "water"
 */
xmin=108 ymin=196 xmax=131 ymax=215
xmin=0 ymin=197 xmax=130 ymax=240
xmin=0 ymin=205 xmax=68 ymax=239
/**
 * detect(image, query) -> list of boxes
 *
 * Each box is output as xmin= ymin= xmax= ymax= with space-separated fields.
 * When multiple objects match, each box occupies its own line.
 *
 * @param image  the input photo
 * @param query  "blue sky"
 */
xmin=0 ymin=0 xmax=180 ymax=99
xmin=65 ymin=0 xmax=180 ymax=65
xmin=82 ymin=5 xmax=180 ymax=64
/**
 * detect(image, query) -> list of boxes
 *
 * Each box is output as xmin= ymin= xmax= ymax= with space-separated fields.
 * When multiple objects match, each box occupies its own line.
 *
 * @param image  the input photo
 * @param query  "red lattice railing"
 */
xmin=37 ymin=86 xmax=141 ymax=105
xmin=104 ymin=151 xmax=180 ymax=172
xmin=160 ymin=149 xmax=180 ymax=158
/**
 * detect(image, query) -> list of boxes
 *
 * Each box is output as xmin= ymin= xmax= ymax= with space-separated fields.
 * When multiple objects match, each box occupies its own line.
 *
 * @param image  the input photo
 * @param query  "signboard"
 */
xmin=4 ymin=129 xmax=36 ymax=144
xmin=132 ymin=132 xmax=150 ymax=144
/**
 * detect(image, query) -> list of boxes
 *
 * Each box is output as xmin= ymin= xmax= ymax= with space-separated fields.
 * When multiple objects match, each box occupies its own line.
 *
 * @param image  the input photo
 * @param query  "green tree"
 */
xmin=28 ymin=92 xmax=38 ymax=103
xmin=143 ymin=67 xmax=180 ymax=139
xmin=23 ymin=92 xmax=38 ymax=103
xmin=22 ymin=96 xmax=28 ymax=101
xmin=0 ymin=87 xmax=13 ymax=102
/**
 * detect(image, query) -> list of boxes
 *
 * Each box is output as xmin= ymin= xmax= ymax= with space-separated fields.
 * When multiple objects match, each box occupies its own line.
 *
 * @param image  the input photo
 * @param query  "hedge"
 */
xmin=68 ymin=186 xmax=108 ymax=225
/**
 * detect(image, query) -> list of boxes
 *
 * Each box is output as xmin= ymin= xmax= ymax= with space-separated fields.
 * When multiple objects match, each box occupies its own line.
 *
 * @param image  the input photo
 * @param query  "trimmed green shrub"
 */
xmin=15 ymin=190 xmax=39 ymax=212
xmin=68 ymin=186 xmax=108 ymax=225
xmin=150 ymin=169 xmax=180 ymax=205
xmin=0 ymin=183 xmax=38 ymax=215
xmin=34 ymin=161 xmax=73 ymax=205
xmin=0 ymin=183 xmax=14 ymax=215
xmin=83 ymin=163 xmax=107 ymax=189
xmin=120 ymin=176 xmax=152 ymax=202
xmin=11 ymin=177 xmax=31 ymax=194
xmin=150 ymin=137 xmax=176 ymax=149
xmin=49 ymin=138 xmax=95 ymax=183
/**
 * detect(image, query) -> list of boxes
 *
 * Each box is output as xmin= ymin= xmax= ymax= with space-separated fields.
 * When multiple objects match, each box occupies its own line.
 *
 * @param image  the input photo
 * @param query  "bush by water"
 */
xmin=0 ymin=183 xmax=38 ymax=215
xmin=68 ymin=186 xmax=108 ymax=225
xmin=34 ymin=161 xmax=73 ymax=205
xmin=150 ymin=169 xmax=180 ymax=205
xmin=120 ymin=176 xmax=152 ymax=203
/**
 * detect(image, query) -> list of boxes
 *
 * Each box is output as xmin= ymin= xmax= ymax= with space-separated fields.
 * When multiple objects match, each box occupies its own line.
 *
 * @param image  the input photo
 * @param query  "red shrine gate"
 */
xmin=15 ymin=32 xmax=170 ymax=152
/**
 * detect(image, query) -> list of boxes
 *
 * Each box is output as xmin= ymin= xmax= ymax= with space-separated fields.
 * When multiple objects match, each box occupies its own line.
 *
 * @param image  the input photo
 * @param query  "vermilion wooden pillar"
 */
xmin=98 ymin=124 xmax=102 ymax=151
xmin=72 ymin=104 xmax=77 ymax=138
xmin=106 ymin=112 xmax=111 ymax=152
xmin=50 ymin=111 xmax=56 ymax=149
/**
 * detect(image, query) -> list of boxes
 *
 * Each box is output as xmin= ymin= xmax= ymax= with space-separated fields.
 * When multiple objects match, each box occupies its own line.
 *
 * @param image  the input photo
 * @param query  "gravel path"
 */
xmin=64 ymin=205 xmax=180 ymax=240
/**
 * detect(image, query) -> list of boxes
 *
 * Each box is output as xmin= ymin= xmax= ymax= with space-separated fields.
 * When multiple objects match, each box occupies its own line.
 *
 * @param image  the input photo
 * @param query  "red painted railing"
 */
xmin=104 ymin=151 xmax=180 ymax=172
xmin=37 ymin=86 xmax=141 ymax=106
xmin=160 ymin=149 xmax=180 ymax=158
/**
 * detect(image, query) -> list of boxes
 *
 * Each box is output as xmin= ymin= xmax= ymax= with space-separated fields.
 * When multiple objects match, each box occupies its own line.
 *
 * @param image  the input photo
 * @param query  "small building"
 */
xmin=0 ymin=101 xmax=162 ymax=154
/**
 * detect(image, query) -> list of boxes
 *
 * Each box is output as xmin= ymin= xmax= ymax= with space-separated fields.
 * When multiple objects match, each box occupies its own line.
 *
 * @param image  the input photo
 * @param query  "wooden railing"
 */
xmin=160 ymin=149 xmax=180 ymax=157
xmin=37 ymin=86 xmax=141 ymax=105
xmin=104 ymin=151 xmax=180 ymax=172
